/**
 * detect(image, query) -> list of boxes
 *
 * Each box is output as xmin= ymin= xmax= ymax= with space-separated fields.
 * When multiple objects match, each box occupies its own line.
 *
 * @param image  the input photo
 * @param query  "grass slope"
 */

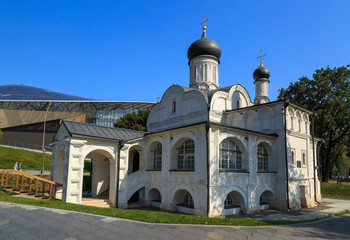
xmin=0 ymin=146 xmax=51 ymax=171
xmin=320 ymin=179 xmax=350 ymax=199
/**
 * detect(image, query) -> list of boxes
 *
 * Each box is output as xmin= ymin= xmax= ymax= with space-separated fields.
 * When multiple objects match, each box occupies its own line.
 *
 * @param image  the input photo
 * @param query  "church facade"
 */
xmin=50 ymin=24 xmax=321 ymax=217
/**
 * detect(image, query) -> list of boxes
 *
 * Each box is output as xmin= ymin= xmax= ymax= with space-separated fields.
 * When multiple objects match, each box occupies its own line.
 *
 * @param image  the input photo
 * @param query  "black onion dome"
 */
xmin=187 ymin=32 xmax=221 ymax=61
xmin=253 ymin=64 xmax=270 ymax=81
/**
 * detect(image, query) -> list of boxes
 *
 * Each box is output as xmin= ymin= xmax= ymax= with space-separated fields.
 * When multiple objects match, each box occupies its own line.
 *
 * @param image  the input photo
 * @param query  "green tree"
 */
xmin=278 ymin=65 xmax=350 ymax=182
xmin=114 ymin=108 xmax=150 ymax=131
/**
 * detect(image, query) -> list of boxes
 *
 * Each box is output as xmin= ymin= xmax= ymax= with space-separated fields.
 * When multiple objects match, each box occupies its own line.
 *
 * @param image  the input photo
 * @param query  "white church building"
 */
xmin=50 ymin=23 xmax=321 ymax=217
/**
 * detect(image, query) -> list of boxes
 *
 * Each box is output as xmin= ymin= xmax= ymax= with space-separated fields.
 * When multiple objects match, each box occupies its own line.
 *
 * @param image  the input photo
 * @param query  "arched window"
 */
xmin=224 ymin=195 xmax=234 ymax=209
xmin=291 ymin=150 xmax=295 ymax=165
xmin=288 ymin=109 xmax=294 ymax=130
xmin=183 ymin=192 xmax=194 ymax=207
xmin=153 ymin=143 xmax=162 ymax=170
xmin=302 ymin=152 xmax=306 ymax=165
xmin=172 ymin=100 xmax=176 ymax=113
xmin=219 ymin=139 xmax=242 ymax=170
xmin=177 ymin=140 xmax=195 ymax=170
xmin=257 ymin=143 xmax=269 ymax=172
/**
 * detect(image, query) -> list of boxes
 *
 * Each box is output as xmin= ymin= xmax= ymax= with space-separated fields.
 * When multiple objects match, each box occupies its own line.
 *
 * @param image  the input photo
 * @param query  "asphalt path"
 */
xmin=0 ymin=202 xmax=349 ymax=240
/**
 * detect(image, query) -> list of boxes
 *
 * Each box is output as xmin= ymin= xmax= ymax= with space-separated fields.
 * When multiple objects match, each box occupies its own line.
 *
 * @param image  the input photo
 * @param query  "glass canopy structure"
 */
xmin=0 ymin=84 xmax=155 ymax=151
xmin=0 ymin=84 xmax=154 ymax=127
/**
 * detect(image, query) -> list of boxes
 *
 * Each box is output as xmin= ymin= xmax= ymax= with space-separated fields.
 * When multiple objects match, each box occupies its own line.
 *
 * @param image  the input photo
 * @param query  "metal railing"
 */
xmin=0 ymin=140 xmax=52 ymax=152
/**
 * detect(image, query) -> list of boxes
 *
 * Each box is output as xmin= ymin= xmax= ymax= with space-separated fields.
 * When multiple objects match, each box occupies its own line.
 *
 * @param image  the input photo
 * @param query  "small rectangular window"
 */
xmin=297 ymin=161 xmax=302 ymax=168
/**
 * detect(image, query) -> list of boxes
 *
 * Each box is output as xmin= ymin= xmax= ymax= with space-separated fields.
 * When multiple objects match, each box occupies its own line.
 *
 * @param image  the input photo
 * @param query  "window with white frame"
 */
xmin=177 ymin=140 xmax=195 ymax=170
xmin=183 ymin=192 xmax=194 ymax=207
xmin=219 ymin=139 xmax=242 ymax=170
xmin=152 ymin=143 xmax=162 ymax=170
xmin=257 ymin=143 xmax=269 ymax=172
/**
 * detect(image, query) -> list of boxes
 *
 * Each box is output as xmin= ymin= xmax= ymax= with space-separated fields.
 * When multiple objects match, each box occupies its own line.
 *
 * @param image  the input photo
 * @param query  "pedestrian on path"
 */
xmin=337 ymin=172 xmax=342 ymax=184
xmin=13 ymin=162 xmax=18 ymax=170
xmin=18 ymin=162 xmax=22 ymax=172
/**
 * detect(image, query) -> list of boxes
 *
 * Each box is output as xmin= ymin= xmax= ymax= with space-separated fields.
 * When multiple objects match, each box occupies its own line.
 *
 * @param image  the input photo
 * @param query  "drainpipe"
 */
xmin=115 ymin=140 xmax=124 ymax=208
xmin=206 ymin=103 xmax=211 ymax=217
xmin=283 ymin=99 xmax=291 ymax=210
xmin=206 ymin=121 xmax=210 ymax=217
xmin=311 ymin=112 xmax=321 ymax=204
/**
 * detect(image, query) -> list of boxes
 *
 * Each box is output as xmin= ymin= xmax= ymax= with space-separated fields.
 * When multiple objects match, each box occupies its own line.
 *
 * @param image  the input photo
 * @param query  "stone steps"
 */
xmin=81 ymin=198 xmax=113 ymax=208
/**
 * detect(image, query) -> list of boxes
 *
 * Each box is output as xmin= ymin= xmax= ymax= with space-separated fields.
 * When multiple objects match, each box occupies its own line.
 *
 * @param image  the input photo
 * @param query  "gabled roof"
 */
xmin=61 ymin=120 xmax=145 ymax=142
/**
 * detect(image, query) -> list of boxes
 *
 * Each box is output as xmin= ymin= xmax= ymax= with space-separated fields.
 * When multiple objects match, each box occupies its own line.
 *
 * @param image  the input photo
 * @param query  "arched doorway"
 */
xmin=82 ymin=149 xmax=113 ymax=199
xmin=132 ymin=151 xmax=140 ymax=172
xmin=128 ymin=146 xmax=144 ymax=174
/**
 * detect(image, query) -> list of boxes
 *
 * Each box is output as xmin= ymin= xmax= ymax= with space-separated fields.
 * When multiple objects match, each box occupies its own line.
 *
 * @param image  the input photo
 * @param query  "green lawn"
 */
xmin=0 ymin=190 xmax=319 ymax=226
xmin=320 ymin=179 xmax=350 ymax=199
xmin=0 ymin=146 xmax=51 ymax=171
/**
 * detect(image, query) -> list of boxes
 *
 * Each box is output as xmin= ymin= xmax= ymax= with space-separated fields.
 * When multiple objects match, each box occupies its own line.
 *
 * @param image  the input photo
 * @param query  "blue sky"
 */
xmin=1 ymin=0 xmax=349 ymax=102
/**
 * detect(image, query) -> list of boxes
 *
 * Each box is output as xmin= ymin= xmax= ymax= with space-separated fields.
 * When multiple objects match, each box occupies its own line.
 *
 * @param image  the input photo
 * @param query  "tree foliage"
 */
xmin=114 ymin=108 xmax=150 ymax=132
xmin=278 ymin=65 xmax=350 ymax=182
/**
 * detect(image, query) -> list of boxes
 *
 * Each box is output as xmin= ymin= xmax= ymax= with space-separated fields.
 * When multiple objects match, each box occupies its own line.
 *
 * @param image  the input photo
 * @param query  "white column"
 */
xmin=247 ymin=135 xmax=258 ymax=212
xmin=64 ymin=139 xmax=86 ymax=204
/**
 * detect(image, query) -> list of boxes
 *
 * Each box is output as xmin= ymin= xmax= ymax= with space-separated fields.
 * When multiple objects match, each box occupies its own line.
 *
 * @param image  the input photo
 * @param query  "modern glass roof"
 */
xmin=0 ymin=84 xmax=92 ymax=100
xmin=0 ymin=84 xmax=155 ymax=128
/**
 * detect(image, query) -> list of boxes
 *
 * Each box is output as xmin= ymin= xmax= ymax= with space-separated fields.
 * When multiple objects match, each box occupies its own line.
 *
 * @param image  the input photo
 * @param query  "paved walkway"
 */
xmin=256 ymin=198 xmax=350 ymax=221
xmin=0 ymin=198 xmax=349 ymax=240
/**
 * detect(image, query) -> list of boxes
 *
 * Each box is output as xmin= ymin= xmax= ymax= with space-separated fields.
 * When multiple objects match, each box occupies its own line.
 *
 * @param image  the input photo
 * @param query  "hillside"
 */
xmin=0 ymin=146 xmax=51 ymax=171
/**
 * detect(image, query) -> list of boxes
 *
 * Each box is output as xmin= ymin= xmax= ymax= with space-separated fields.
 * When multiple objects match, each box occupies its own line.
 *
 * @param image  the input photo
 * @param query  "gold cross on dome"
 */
xmin=257 ymin=49 xmax=266 ymax=66
xmin=200 ymin=16 xmax=208 ymax=31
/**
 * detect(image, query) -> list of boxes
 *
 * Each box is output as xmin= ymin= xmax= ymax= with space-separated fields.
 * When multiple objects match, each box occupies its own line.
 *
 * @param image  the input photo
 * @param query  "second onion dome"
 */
xmin=253 ymin=62 xmax=270 ymax=81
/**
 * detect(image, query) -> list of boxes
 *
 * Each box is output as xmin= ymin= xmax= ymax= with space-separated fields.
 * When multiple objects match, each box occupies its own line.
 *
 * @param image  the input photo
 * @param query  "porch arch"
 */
xmin=82 ymin=148 xmax=115 ymax=199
